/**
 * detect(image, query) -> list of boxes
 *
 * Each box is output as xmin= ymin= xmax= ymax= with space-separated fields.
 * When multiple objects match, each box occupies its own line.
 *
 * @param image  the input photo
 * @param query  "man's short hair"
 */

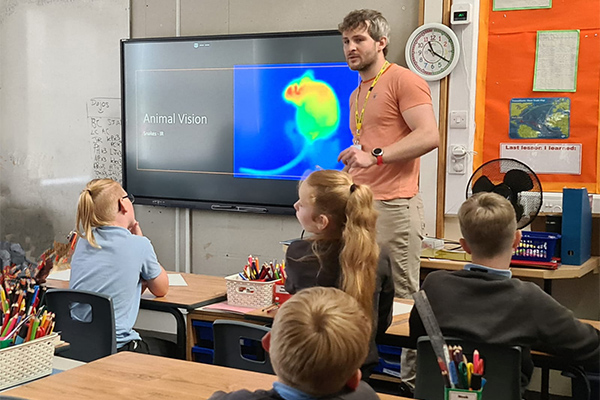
xmin=458 ymin=192 xmax=518 ymax=258
xmin=338 ymin=9 xmax=390 ymax=56
xmin=269 ymin=286 xmax=371 ymax=396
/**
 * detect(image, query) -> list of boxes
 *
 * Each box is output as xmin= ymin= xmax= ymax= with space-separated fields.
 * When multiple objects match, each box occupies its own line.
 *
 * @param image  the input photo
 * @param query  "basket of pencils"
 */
xmin=512 ymin=231 xmax=560 ymax=263
xmin=1 ymin=275 xmax=58 ymax=390
xmin=1 ymin=248 xmax=59 ymax=390
xmin=0 ymin=332 xmax=59 ymax=390
xmin=225 ymin=256 xmax=286 ymax=308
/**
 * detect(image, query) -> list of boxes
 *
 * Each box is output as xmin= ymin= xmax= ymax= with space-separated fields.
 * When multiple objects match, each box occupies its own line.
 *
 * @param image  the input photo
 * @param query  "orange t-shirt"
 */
xmin=348 ymin=63 xmax=432 ymax=200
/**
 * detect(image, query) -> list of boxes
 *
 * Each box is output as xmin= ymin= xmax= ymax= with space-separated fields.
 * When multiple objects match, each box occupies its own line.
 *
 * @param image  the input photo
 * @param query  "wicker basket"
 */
xmin=0 ymin=332 xmax=59 ymax=390
xmin=225 ymin=274 xmax=276 ymax=308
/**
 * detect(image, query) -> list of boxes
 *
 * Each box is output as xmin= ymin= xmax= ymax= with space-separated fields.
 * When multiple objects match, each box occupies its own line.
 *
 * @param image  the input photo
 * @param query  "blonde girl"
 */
xmin=285 ymin=170 xmax=394 ymax=378
xmin=70 ymin=179 xmax=168 ymax=352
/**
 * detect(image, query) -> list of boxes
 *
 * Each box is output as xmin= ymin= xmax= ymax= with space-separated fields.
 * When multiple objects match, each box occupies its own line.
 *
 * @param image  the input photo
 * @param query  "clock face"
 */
xmin=405 ymin=23 xmax=460 ymax=81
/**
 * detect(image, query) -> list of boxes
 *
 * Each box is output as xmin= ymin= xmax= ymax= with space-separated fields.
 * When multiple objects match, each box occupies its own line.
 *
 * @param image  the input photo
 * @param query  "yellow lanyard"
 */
xmin=354 ymin=61 xmax=389 ymax=145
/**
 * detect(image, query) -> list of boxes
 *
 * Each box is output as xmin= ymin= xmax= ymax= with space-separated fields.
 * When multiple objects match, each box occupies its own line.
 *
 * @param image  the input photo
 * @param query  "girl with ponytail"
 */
xmin=70 ymin=179 xmax=168 ymax=353
xmin=285 ymin=170 xmax=394 ymax=379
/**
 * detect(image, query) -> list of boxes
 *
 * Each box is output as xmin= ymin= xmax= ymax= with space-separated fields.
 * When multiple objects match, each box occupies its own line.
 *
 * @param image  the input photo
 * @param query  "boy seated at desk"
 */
xmin=409 ymin=192 xmax=600 ymax=393
xmin=209 ymin=287 xmax=380 ymax=400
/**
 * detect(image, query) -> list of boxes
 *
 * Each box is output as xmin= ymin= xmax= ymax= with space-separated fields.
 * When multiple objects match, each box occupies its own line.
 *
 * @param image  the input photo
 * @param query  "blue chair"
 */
xmin=45 ymin=289 xmax=116 ymax=362
xmin=415 ymin=336 xmax=522 ymax=400
xmin=213 ymin=319 xmax=274 ymax=374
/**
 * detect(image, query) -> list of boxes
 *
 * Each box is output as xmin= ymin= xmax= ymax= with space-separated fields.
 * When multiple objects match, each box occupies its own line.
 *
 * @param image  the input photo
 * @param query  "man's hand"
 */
xmin=337 ymin=146 xmax=376 ymax=169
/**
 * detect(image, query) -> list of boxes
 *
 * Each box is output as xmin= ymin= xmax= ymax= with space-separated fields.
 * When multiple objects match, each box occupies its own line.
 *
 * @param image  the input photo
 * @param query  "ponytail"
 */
xmin=340 ymin=183 xmax=378 ymax=316
xmin=75 ymin=179 xmax=122 ymax=248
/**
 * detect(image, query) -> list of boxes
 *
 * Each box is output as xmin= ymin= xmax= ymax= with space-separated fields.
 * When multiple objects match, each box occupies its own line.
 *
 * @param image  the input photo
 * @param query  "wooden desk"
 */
xmin=46 ymin=273 xmax=227 ymax=359
xmin=189 ymin=299 xmax=598 ymax=400
xmin=3 ymin=352 xmax=411 ymax=400
xmin=420 ymin=256 xmax=600 ymax=294
xmin=187 ymin=298 xmax=414 ymax=359
xmin=383 ymin=310 xmax=599 ymax=400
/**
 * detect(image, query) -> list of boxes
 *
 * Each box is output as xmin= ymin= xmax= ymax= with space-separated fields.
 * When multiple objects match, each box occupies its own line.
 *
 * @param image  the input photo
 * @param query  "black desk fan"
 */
xmin=465 ymin=158 xmax=543 ymax=229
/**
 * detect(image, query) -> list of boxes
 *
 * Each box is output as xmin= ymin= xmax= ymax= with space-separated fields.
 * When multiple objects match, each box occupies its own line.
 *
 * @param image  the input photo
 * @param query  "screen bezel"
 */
xmin=120 ymin=30 xmax=350 ymax=215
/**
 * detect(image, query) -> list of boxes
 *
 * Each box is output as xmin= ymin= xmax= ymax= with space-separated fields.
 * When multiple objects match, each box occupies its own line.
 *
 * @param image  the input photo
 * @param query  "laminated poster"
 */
xmin=509 ymin=97 xmax=570 ymax=139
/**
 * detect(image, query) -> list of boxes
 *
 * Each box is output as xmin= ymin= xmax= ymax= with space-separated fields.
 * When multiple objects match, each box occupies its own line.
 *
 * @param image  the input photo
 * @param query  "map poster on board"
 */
xmin=509 ymin=97 xmax=570 ymax=139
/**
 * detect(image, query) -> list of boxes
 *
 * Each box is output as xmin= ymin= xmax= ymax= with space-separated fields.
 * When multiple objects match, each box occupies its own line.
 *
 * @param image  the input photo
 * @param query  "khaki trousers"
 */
xmin=375 ymin=194 xmax=425 ymax=387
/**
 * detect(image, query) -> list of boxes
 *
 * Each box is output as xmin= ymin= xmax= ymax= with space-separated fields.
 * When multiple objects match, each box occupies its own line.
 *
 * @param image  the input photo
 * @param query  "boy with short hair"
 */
xmin=409 ymin=192 xmax=600 ymax=391
xmin=209 ymin=286 xmax=380 ymax=399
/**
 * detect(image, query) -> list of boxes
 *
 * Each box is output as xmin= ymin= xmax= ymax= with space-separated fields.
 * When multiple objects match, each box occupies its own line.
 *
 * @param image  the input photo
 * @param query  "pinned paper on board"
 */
xmin=493 ymin=0 xmax=551 ymax=11
xmin=533 ymin=30 xmax=580 ymax=92
xmin=500 ymin=143 xmax=581 ymax=174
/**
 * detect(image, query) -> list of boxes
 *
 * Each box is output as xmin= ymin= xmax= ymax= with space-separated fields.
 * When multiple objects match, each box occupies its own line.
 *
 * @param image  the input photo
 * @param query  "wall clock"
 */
xmin=405 ymin=23 xmax=460 ymax=81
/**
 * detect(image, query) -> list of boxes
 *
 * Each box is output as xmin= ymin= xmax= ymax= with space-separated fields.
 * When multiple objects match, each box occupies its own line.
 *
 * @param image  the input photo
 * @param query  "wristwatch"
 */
xmin=371 ymin=148 xmax=384 ymax=165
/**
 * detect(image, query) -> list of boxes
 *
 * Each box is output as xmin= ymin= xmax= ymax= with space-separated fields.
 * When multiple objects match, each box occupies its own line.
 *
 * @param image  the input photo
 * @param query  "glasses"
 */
xmin=122 ymin=193 xmax=135 ymax=204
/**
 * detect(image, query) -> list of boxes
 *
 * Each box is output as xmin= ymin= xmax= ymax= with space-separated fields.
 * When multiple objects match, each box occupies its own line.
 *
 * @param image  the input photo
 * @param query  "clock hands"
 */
xmin=427 ymin=41 xmax=450 ymax=63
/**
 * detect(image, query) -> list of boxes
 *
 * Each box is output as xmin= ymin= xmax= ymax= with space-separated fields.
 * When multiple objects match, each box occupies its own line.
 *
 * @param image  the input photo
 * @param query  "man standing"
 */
xmin=337 ymin=9 xmax=439 ymax=394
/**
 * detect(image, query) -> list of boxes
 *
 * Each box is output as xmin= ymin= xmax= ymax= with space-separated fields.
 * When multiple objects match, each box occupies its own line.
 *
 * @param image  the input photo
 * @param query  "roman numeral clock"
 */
xmin=405 ymin=23 xmax=460 ymax=81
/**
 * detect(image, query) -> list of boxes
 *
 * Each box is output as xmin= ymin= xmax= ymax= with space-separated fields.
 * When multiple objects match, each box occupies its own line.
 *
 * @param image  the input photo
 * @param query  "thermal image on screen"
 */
xmin=233 ymin=63 xmax=359 ymax=180
xmin=283 ymin=70 xmax=340 ymax=141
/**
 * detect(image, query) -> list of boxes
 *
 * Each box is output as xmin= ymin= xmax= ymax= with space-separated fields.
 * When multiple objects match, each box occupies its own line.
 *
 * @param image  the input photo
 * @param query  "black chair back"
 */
xmin=213 ymin=319 xmax=274 ymax=374
xmin=46 ymin=289 xmax=116 ymax=362
xmin=415 ymin=336 xmax=522 ymax=400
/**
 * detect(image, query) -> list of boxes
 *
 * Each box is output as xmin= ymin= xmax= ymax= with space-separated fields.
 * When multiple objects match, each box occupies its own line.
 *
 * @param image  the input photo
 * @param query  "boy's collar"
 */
xmin=273 ymin=382 xmax=316 ymax=400
xmin=464 ymin=263 xmax=512 ymax=279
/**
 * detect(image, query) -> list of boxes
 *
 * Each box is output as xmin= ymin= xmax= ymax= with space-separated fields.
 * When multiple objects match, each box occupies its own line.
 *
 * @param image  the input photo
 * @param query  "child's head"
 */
xmin=458 ymin=192 xmax=519 ymax=259
xmin=294 ymin=170 xmax=375 ymax=238
xmin=268 ymin=286 xmax=371 ymax=396
xmin=76 ymin=179 xmax=134 ymax=248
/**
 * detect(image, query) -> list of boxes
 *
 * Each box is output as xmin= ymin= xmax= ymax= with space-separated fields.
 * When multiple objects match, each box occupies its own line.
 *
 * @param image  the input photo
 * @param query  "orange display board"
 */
xmin=474 ymin=0 xmax=600 ymax=192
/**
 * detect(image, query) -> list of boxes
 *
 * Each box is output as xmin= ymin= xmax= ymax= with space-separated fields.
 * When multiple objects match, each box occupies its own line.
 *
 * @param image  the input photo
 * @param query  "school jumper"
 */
xmin=284 ymin=239 xmax=395 ymax=369
xmin=208 ymin=380 xmax=380 ymax=400
xmin=409 ymin=265 xmax=600 ymax=391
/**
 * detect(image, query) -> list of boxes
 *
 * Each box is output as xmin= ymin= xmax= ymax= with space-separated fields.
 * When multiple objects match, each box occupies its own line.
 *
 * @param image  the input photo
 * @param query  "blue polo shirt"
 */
xmin=70 ymin=226 xmax=162 ymax=347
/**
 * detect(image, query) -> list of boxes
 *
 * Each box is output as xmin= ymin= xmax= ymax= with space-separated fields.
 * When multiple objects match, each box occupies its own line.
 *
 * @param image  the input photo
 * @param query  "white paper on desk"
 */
xmin=393 ymin=302 xmax=413 ymax=316
xmin=48 ymin=269 xmax=71 ymax=281
xmin=199 ymin=301 xmax=256 ymax=314
xmin=168 ymin=274 xmax=188 ymax=286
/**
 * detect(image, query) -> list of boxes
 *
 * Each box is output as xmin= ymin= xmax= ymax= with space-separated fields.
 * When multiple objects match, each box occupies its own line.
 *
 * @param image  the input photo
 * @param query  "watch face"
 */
xmin=406 ymin=24 xmax=460 ymax=81
xmin=372 ymin=148 xmax=383 ymax=157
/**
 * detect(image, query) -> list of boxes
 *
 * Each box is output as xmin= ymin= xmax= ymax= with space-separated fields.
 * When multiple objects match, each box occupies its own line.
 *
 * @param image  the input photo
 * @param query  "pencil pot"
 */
xmin=444 ymin=387 xmax=483 ymax=400
xmin=0 ymin=332 xmax=59 ymax=390
xmin=273 ymin=280 xmax=291 ymax=305
xmin=225 ymin=274 xmax=276 ymax=308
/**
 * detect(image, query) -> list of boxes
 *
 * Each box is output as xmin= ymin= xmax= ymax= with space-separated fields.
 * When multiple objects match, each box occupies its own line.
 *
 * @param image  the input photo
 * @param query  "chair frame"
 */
xmin=415 ymin=336 xmax=522 ymax=400
xmin=45 ymin=288 xmax=117 ymax=362
xmin=212 ymin=319 xmax=274 ymax=375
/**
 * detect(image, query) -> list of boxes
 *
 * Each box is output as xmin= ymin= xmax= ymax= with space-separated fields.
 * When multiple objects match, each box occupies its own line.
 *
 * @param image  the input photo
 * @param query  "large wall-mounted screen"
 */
xmin=121 ymin=31 xmax=359 ymax=214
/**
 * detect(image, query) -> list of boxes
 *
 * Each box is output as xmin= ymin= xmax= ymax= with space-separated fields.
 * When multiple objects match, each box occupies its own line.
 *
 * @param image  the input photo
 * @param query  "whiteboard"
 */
xmin=0 ymin=0 xmax=128 ymax=257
